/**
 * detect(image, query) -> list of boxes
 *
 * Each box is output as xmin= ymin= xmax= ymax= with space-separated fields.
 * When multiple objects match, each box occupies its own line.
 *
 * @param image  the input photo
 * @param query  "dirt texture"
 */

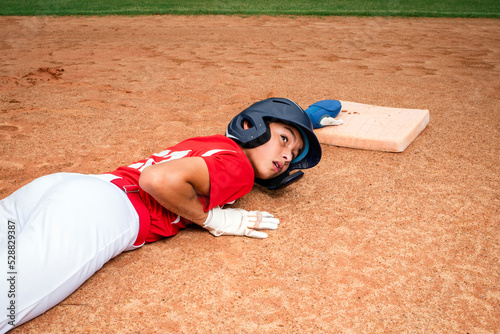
xmin=0 ymin=15 xmax=499 ymax=333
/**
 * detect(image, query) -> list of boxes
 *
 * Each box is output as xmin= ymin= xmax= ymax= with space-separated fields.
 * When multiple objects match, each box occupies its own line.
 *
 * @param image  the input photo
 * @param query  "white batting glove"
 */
xmin=320 ymin=117 xmax=344 ymax=126
xmin=203 ymin=206 xmax=279 ymax=239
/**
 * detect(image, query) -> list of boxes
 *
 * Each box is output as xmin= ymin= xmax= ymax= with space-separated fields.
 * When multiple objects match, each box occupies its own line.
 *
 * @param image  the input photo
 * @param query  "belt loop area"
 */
xmin=110 ymin=178 xmax=150 ymax=247
xmin=123 ymin=185 xmax=140 ymax=193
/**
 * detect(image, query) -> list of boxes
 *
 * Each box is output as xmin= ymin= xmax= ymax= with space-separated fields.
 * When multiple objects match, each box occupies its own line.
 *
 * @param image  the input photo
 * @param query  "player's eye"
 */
xmin=281 ymin=135 xmax=288 ymax=143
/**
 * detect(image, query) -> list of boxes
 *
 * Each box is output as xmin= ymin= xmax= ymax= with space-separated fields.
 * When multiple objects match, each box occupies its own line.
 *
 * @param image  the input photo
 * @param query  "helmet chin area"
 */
xmin=255 ymin=170 xmax=304 ymax=190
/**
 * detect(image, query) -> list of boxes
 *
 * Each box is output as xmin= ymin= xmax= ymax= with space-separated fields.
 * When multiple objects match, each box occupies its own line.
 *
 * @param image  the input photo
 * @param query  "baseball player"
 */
xmin=0 ymin=98 xmax=321 ymax=332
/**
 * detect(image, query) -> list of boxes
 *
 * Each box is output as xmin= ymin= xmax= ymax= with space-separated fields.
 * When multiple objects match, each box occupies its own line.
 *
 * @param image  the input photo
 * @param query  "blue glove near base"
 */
xmin=305 ymin=100 xmax=343 ymax=129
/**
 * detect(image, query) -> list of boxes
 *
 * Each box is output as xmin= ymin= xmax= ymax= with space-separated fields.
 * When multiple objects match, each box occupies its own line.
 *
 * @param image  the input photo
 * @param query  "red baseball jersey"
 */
xmin=109 ymin=135 xmax=254 ymax=243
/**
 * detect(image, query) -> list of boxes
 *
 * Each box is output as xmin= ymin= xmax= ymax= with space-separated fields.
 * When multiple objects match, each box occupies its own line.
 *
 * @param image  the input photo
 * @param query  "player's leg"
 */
xmin=0 ymin=173 xmax=139 ymax=331
xmin=0 ymin=173 xmax=73 ymax=249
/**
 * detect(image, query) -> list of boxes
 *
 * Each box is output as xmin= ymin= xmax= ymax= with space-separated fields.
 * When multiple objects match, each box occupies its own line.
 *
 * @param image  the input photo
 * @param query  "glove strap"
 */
xmin=203 ymin=207 xmax=224 ymax=236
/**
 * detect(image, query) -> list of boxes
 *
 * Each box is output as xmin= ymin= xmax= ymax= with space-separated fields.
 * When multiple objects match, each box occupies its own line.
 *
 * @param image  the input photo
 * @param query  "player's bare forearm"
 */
xmin=139 ymin=157 xmax=210 ymax=226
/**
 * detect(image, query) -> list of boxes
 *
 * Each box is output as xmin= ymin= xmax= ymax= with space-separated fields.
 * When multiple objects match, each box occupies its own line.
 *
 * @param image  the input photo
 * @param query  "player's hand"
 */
xmin=319 ymin=116 xmax=344 ymax=126
xmin=203 ymin=206 xmax=279 ymax=238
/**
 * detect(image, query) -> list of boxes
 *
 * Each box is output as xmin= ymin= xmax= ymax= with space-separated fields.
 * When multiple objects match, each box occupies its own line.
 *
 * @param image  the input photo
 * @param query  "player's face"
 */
xmin=244 ymin=122 xmax=304 ymax=180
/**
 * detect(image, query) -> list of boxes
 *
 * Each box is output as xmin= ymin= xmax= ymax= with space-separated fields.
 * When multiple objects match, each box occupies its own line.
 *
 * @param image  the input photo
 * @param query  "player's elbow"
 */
xmin=139 ymin=165 xmax=182 ymax=196
xmin=139 ymin=166 xmax=166 ymax=195
xmin=138 ymin=166 xmax=157 ymax=194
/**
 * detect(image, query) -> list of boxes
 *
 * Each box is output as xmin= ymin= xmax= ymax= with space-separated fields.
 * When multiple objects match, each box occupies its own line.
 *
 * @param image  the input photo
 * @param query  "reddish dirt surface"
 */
xmin=0 ymin=15 xmax=499 ymax=333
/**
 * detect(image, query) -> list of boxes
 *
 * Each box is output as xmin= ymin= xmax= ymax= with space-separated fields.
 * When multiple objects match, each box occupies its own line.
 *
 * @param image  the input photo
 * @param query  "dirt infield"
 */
xmin=1 ymin=15 xmax=499 ymax=333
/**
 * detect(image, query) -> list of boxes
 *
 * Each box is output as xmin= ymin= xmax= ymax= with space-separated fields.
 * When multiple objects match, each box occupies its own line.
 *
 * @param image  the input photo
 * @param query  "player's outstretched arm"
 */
xmin=139 ymin=156 xmax=280 ymax=238
xmin=139 ymin=157 xmax=210 ymax=225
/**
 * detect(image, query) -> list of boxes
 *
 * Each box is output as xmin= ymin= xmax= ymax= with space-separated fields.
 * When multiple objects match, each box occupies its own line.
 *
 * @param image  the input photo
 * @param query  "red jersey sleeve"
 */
xmin=201 ymin=149 xmax=255 ymax=211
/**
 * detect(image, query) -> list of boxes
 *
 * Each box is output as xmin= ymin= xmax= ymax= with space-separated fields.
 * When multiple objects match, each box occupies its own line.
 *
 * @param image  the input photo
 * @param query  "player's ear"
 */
xmin=242 ymin=119 xmax=252 ymax=130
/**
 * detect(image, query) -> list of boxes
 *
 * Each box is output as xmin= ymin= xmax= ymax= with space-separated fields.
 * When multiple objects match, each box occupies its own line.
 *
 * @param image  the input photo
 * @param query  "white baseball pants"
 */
xmin=0 ymin=173 xmax=140 ymax=332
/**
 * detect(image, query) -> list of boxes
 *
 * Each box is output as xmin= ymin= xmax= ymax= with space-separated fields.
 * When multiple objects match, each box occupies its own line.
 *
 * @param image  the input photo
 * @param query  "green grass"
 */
xmin=0 ymin=0 xmax=498 ymax=18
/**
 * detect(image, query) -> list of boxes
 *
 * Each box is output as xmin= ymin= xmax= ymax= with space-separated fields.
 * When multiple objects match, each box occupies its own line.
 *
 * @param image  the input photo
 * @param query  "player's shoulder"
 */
xmin=187 ymin=134 xmax=235 ymax=144
xmin=180 ymin=134 xmax=241 ymax=152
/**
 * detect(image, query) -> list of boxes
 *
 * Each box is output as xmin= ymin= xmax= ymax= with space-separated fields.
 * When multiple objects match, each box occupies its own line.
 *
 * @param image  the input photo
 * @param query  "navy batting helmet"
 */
xmin=226 ymin=98 xmax=322 ymax=189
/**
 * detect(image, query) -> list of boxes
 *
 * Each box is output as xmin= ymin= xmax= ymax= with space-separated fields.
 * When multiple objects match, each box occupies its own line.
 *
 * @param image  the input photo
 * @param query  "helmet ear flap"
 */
xmin=227 ymin=113 xmax=272 ymax=149
xmin=244 ymin=125 xmax=271 ymax=148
